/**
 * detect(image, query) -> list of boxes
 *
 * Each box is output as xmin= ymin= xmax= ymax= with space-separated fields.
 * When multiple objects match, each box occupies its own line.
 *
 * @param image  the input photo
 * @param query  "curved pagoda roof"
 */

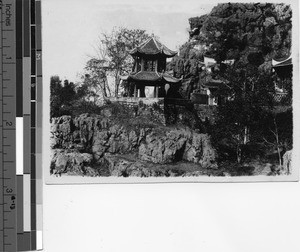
xmin=120 ymin=71 xmax=182 ymax=83
xmin=129 ymin=37 xmax=177 ymax=58
xmin=272 ymin=55 xmax=292 ymax=68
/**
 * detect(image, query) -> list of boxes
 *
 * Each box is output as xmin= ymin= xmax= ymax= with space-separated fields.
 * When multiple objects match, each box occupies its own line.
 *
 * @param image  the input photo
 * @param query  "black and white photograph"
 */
xmin=44 ymin=0 xmax=298 ymax=183
xmin=2 ymin=1 xmax=300 ymax=251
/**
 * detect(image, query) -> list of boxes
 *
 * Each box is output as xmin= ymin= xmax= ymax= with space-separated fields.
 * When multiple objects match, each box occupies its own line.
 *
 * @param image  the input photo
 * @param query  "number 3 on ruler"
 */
xmin=6 ymin=188 xmax=13 ymax=193
xmin=36 ymin=53 xmax=41 ymax=60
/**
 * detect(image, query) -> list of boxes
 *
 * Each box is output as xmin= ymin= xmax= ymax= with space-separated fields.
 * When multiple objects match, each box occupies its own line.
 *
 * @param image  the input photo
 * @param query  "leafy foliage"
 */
xmin=210 ymin=65 xmax=276 ymax=163
xmin=51 ymin=28 xmax=153 ymax=116
xmin=169 ymin=3 xmax=293 ymax=166
xmin=86 ymin=27 xmax=151 ymax=98
xmin=50 ymin=76 xmax=63 ymax=118
xmin=172 ymin=3 xmax=292 ymax=81
xmin=50 ymin=75 xmax=103 ymax=118
xmin=189 ymin=3 xmax=292 ymax=63
xmin=50 ymin=76 xmax=77 ymax=117
xmin=257 ymin=108 xmax=293 ymax=161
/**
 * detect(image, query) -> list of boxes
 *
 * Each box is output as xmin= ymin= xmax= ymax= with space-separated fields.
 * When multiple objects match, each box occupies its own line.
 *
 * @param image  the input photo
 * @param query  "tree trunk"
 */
xmin=105 ymin=76 xmax=111 ymax=97
xmin=277 ymin=146 xmax=282 ymax=167
xmin=273 ymin=117 xmax=282 ymax=168
xmin=236 ymin=143 xmax=242 ymax=164
xmin=115 ymin=70 xmax=120 ymax=97
xmin=101 ymin=79 xmax=107 ymax=98
xmin=243 ymin=126 xmax=248 ymax=145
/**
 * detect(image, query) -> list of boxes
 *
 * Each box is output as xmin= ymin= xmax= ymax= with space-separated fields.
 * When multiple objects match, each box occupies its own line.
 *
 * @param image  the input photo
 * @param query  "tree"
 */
xmin=81 ymin=59 xmax=112 ymax=103
xmin=87 ymin=27 xmax=151 ymax=98
xmin=183 ymin=3 xmax=292 ymax=67
xmin=211 ymin=64 xmax=275 ymax=163
xmin=50 ymin=76 xmax=78 ymax=118
xmin=76 ymin=74 xmax=101 ymax=104
xmin=259 ymin=108 xmax=293 ymax=168
xmin=50 ymin=76 xmax=63 ymax=118
xmin=61 ymin=80 xmax=76 ymax=105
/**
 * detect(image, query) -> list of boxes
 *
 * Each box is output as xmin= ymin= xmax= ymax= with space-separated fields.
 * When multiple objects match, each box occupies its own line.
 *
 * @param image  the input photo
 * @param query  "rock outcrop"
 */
xmin=104 ymin=155 xmax=167 ymax=177
xmin=51 ymin=149 xmax=97 ymax=176
xmin=188 ymin=3 xmax=291 ymax=62
xmin=282 ymin=150 xmax=292 ymax=175
xmin=139 ymin=129 xmax=217 ymax=168
xmin=169 ymin=3 xmax=292 ymax=96
xmin=51 ymin=114 xmax=147 ymax=157
xmin=50 ymin=113 xmax=218 ymax=176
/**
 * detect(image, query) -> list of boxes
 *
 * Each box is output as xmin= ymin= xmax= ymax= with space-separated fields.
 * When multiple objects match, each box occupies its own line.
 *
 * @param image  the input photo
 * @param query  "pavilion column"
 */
xmin=134 ymin=84 xmax=137 ymax=98
xmin=141 ymin=59 xmax=144 ymax=71
xmin=154 ymin=85 xmax=158 ymax=98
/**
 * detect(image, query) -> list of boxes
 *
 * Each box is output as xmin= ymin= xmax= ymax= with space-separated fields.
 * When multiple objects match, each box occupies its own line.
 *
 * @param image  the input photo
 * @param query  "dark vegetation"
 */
xmin=168 ymin=2 xmax=293 ymax=168
xmin=50 ymin=75 xmax=104 ymax=118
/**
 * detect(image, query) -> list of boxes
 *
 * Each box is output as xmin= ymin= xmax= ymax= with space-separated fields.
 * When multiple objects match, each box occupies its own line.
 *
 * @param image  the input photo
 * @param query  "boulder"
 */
xmin=138 ymin=130 xmax=187 ymax=164
xmin=92 ymin=130 xmax=111 ymax=159
xmin=50 ymin=115 xmax=73 ymax=148
xmin=282 ymin=150 xmax=292 ymax=175
xmin=51 ymin=149 xmax=94 ymax=176
xmin=139 ymin=130 xmax=217 ymax=168
xmin=104 ymin=154 xmax=166 ymax=177
xmin=104 ymin=154 xmax=132 ymax=176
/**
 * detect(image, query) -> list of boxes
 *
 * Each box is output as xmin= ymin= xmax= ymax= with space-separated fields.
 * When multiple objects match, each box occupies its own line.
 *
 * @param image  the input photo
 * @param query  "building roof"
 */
xmin=120 ymin=71 xmax=182 ymax=83
xmin=162 ymin=73 xmax=182 ymax=83
xmin=272 ymin=56 xmax=292 ymax=68
xmin=129 ymin=37 xmax=177 ymax=58
xmin=130 ymin=71 xmax=161 ymax=82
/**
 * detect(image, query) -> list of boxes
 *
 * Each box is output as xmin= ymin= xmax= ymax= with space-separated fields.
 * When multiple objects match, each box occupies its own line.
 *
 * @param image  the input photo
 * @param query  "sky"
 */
xmin=42 ymin=0 xmax=215 ymax=83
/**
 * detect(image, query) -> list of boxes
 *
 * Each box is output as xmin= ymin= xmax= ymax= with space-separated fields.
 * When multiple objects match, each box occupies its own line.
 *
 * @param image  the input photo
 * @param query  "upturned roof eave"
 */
xmin=129 ymin=37 xmax=177 ymax=57
xmin=125 ymin=71 xmax=181 ymax=83
xmin=272 ymin=55 xmax=292 ymax=68
xmin=128 ymin=71 xmax=161 ymax=82
xmin=162 ymin=73 xmax=182 ymax=83
xmin=129 ymin=50 xmax=177 ymax=58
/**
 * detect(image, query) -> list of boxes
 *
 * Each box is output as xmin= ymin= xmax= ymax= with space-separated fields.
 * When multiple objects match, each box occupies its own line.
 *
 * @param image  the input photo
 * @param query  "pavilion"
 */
xmin=120 ymin=37 xmax=182 ymax=98
xmin=272 ymin=55 xmax=292 ymax=103
xmin=272 ymin=55 xmax=292 ymax=78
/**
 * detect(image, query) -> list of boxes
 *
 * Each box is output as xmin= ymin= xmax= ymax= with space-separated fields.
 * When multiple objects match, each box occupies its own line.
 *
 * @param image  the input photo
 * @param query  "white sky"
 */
xmin=42 ymin=0 xmax=215 ymax=83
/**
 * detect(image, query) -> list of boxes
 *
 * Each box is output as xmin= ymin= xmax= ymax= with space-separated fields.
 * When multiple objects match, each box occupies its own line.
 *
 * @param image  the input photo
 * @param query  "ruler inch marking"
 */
xmin=1 ymin=0 xmax=17 ymax=251
xmin=1 ymin=0 xmax=43 ymax=250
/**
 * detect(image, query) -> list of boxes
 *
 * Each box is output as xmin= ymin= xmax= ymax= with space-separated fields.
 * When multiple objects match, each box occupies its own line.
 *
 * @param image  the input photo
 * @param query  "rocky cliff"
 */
xmin=189 ymin=3 xmax=291 ymax=61
xmin=50 ymin=110 xmax=218 ymax=177
xmin=169 ymin=3 xmax=292 ymax=91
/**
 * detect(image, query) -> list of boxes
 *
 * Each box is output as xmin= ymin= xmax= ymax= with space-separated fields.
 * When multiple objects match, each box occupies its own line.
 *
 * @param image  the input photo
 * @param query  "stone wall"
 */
xmin=108 ymin=97 xmax=164 ymax=105
xmin=108 ymin=97 xmax=166 ymax=125
xmin=107 ymin=97 xmax=217 ymax=127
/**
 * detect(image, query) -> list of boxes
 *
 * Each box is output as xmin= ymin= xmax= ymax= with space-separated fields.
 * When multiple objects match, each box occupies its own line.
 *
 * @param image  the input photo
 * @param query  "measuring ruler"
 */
xmin=0 ymin=0 xmax=17 ymax=251
xmin=0 ymin=0 xmax=43 ymax=251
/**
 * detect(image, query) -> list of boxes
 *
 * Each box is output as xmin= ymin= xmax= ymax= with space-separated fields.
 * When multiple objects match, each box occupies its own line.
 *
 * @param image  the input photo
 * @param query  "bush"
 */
xmin=50 ymin=75 xmax=105 ymax=118
xmin=69 ymin=100 xmax=103 ymax=117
